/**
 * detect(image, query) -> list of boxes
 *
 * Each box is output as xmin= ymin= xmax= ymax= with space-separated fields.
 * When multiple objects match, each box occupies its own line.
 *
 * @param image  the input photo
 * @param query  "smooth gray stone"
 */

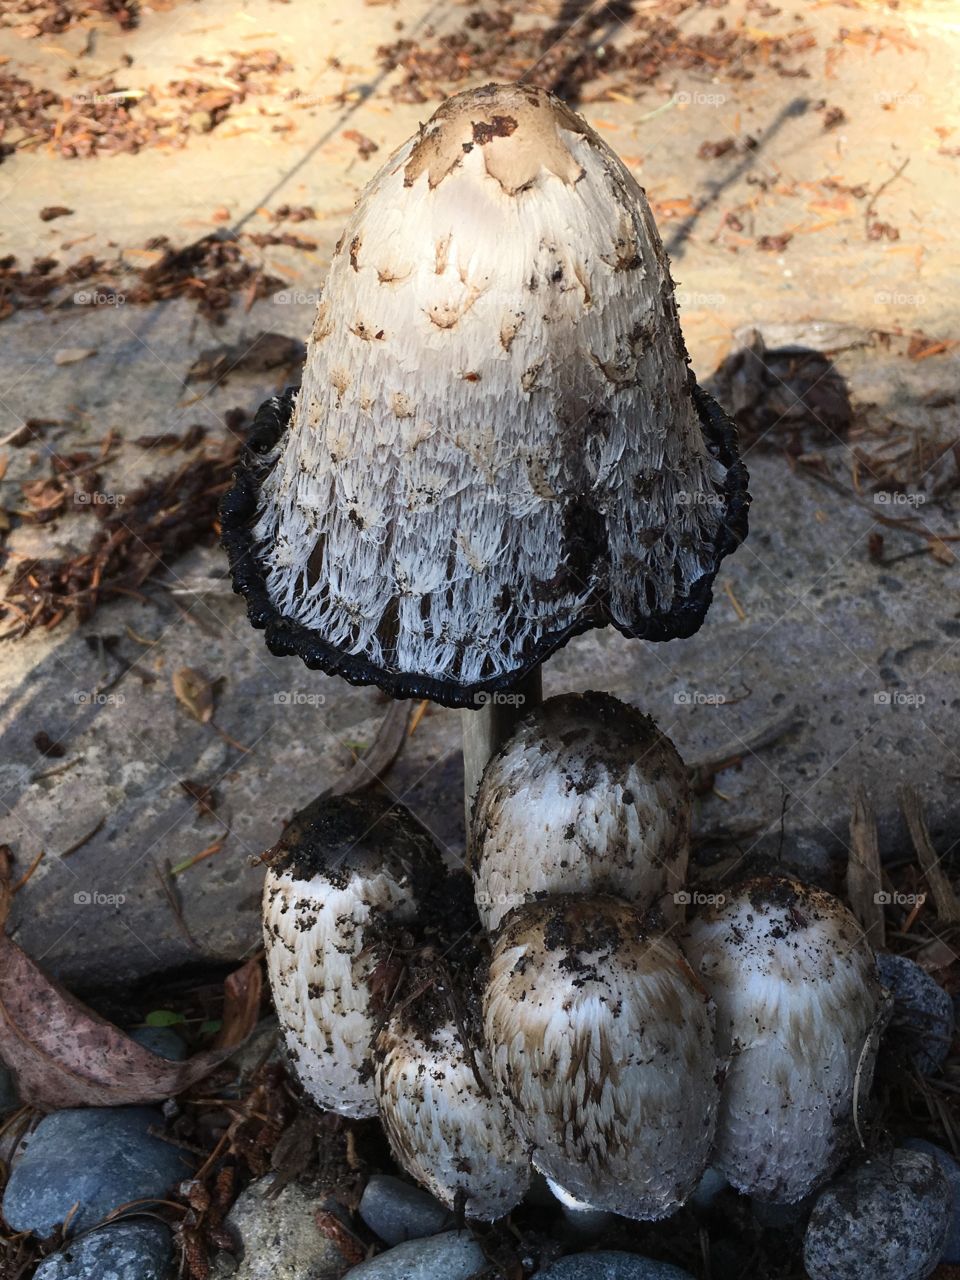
xmin=877 ymin=953 xmax=954 ymax=1075
xmin=358 ymin=1174 xmax=452 ymax=1245
xmin=538 ymin=1253 xmax=695 ymax=1279
xmin=2 ymin=1107 xmax=191 ymax=1237
xmin=33 ymin=1220 xmax=173 ymax=1280
xmin=128 ymin=1027 xmax=189 ymax=1061
xmin=224 ymin=1175 xmax=349 ymax=1280
xmin=903 ymin=1139 xmax=960 ymax=1264
xmin=803 ymin=1151 xmax=950 ymax=1280
xmin=342 ymin=1231 xmax=486 ymax=1279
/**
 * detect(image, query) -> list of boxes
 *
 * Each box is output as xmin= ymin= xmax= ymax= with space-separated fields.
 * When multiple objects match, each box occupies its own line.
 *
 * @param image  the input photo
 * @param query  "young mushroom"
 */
xmin=374 ymin=955 xmax=530 ymax=1220
xmin=471 ymin=690 xmax=689 ymax=931
xmin=262 ymin=791 xmax=443 ymax=1119
xmin=484 ymin=894 xmax=719 ymax=1219
xmin=682 ymin=876 xmax=885 ymax=1203
xmin=220 ymin=81 xmax=749 ymax=806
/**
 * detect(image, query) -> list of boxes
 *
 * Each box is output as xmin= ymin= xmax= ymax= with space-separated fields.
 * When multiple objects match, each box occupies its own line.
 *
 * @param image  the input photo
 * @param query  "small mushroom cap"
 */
xmin=374 ymin=960 xmax=530 ymax=1221
xmin=262 ymin=793 xmax=443 ymax=1119
xmin=221 ymin=82 xmax=749 ymax=707
xmin=471 ymin=691 xmax=689 ymax=931
xmin=483 ymin=894 xmax=719 ymax=1219
xmin=682 ymin=877 xmax=884 ymax=1203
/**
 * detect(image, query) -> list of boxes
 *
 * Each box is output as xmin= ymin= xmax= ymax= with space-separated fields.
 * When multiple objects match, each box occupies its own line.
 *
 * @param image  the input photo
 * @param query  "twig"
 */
xmin=899 ymin=786 xmax=960 ymax=923
xmin=59 ymin=816 xmax=105 ymax=859
xmin=171 ymin=837 xmax=226 ymax=877
xmin=847 ymin=785 xmax=886 ymax=949
xmin=687 ymin=714 xmax=800 ymax=795
xmin=328 ymin=700 xmax=413 ymax=797
xmin=153 ymin=858 xmax=199 ymax=949
xmin=864 ymin=157 xmax=909 ymax=234
xmin=12 ymin=850 xmax=44 ymax=894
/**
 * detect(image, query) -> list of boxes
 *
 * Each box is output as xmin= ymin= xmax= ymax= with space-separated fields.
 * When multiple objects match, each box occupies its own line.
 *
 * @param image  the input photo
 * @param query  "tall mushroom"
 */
xmin=484 ymin=895 xmax=719 ymax=1219
xmin=471 ymin=691 xmax=690 ymax=931
xmin=262 ymin=791 xmax=443 ymax=1119
xmin=682 ymin=877 xmax=885 ymax=1202
xmin=220 ymin=81 xmax=749 ymax=807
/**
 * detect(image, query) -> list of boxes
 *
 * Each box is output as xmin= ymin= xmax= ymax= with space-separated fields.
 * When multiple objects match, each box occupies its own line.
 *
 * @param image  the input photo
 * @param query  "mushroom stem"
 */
xmin=461 ymin=666 xmax=543 ymax=836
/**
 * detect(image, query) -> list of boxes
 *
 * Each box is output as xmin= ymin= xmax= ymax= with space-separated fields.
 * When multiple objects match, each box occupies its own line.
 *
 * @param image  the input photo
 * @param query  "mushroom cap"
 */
xmin=221 ymin=82 xmax=749 ymax=708
xmin=374 ymin=959 xmax=530 ymax=1220
xmin=483 ymin=894 xmax=719 ymax=1219
xmin=262 ymin=793 xmax=444 ymax=1118
xmin=471 ymin=691 xmax=689 ymax=931
xmin=682 ymin=876 xmax=884 ymax=1202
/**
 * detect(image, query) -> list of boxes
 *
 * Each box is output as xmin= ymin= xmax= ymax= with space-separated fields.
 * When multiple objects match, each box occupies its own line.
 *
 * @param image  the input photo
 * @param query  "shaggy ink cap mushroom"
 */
xmin=262 ymin=791 xmax=444 ymax=1119
xmin=221 ymin=82 xmax=750 ymax=709
xmin=374 ymin=952 xmax=530 ymax=1221
xmin=682 ymin=876 xmax=885 ymax=1203
xmin=471 ymin=690 xmax=690 ymax=931
xmin=483 ymin=894 xmax=719 ymax=1219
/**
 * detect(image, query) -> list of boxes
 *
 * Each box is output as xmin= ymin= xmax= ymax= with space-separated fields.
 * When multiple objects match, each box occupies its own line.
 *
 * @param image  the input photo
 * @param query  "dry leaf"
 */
xmin=53 ymin=348 xmax=97 ymax=366
xmin=173 ymin=666 xmax=215 ymax=723
xmin=0 ymin=850 xmax=260 ymax=1108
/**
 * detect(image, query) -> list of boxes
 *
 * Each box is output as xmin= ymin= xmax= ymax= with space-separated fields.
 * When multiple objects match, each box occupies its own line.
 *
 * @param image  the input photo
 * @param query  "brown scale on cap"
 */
xmin=403 ymin=82 xmax=586 ymax=194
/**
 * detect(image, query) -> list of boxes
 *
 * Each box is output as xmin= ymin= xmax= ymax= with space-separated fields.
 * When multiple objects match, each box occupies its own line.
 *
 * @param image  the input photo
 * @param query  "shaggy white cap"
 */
xmin=375 ymin=964 xmax=530 ymax=1220
xmin=471 ymin=691 xmax=689 ymax=931
xmin=262 ymin=793 xmax=443 ymax=1119
xmin=241 ymin=81 xmax=747 ymax=704
xmin=483 ymin=895 xmax=718 ymax=1219
xmin=682 ymin=877 xmax=884 ymax=1202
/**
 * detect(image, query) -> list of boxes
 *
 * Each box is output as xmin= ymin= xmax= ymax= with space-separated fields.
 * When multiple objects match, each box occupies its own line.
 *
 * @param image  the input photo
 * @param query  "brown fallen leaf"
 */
xmin=0 ymin=850 xmax=261 ymax=1108
xmin=173 ymin=667 xmax=216 ymax=724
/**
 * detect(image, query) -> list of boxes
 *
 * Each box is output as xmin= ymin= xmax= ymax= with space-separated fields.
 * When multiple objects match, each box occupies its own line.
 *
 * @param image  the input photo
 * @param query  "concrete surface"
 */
xmin=0 ymin=0 xmax=958 ymax=988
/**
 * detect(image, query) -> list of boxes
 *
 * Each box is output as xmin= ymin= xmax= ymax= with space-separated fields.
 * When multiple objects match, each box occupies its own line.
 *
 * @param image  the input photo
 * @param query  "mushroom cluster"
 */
xmin=228 ymin=76 xmax=883 ymax=1236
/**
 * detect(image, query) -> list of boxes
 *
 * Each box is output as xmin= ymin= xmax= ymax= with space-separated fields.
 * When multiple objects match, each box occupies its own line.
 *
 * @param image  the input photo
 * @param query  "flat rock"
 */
xmin=33 ymin=1220 xmax=173 ymax=1280
xmin=803 ymin=1150 xmax=950 ymax=1280
xmin=538 ymin=1252 xmax=695 ymax=1279
xmin=903 ymin=1140 xmax=960 ymax=1264
xmin=358 ymin=1175 xmax=452 ymax=1245
xmin=1 ymin=321 xmax=958 ymax=990
xmin=342 ymin=1231 xmax=486 ymax=1280
xmin=222 ymin=1175 xmax=350 ymax=1280
xmin=2 ymin=1107 xmax=191 ymax=1238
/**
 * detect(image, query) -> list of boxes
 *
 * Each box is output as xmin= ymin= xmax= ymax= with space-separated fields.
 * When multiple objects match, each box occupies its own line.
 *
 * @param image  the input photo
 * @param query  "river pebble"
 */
xmin=2 ymin=1107 xmax=191 ymax=1237
xmin=803 ymin=1150 xmax=950 ymax=1280
xmin=33 ymin=1220 xmax=173 ymax=1280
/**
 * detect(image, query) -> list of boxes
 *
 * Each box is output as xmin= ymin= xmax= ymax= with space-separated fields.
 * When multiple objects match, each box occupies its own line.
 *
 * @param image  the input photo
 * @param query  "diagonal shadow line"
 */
xmin=665 ymin=96 xmax=811 ymax=258
xmin=226 ymin=0 xmax=449 ymax=238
